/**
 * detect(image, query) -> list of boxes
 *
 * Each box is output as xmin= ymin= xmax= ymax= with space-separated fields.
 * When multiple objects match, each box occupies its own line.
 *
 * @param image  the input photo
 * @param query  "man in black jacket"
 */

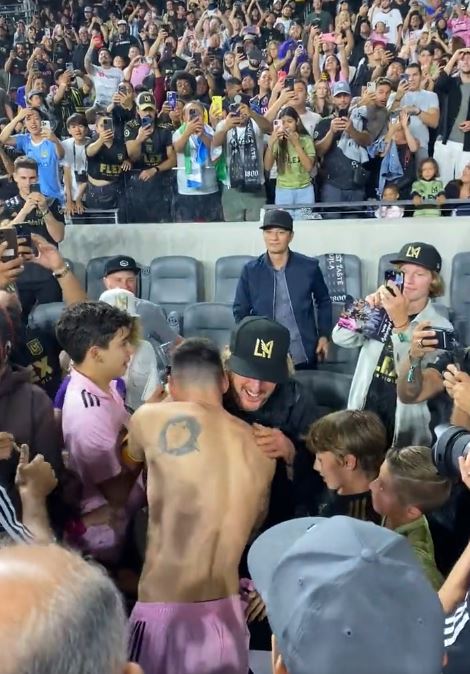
xmin=434 ymin=48 xmax=470 ymax=186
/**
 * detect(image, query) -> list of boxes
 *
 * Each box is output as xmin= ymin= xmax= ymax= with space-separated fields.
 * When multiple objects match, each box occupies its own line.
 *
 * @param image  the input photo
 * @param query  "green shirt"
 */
xmin=392 ymin=515 xmax=443 ymax=591
xmin=411 ymin=178 xmax=445 ymax=217
xmin=272 ymin=135 xmax=316 ymax=190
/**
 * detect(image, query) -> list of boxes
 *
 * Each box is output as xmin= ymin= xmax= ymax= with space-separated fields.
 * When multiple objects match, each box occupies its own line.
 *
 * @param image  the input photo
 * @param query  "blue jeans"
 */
xmin=275 ymin=184 xmax=314 ymax=219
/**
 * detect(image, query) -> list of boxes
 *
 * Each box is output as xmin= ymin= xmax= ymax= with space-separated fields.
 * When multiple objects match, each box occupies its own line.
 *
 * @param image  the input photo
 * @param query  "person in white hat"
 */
xmin=99 ymin=288 xmax=160 ymax=411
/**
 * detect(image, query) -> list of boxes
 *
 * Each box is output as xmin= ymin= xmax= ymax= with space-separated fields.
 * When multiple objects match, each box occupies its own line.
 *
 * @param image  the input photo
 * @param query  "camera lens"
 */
xmin=432 ymin=424 xmax=470 ymax=478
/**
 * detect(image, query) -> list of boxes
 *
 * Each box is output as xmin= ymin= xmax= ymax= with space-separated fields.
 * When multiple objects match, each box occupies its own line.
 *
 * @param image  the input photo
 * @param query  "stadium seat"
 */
xmin=317 ymin=253 xmax=362 ymax=301
xmin=319 ymin=303 xmax=360 ymax=375
xmin=147 ymin=256 xmax=203 ymax=316
xmin=214 ymin=255 xmax=256 ymax=304
xmin=85 ymin=256 xmax=142 ymax=300
xmin=28 ymin=302 xmax=66 ymax=336
xmin=450 ymin=253 xmax=470 ymax=343
xmin=182 ymin=303 xmax=235 ymax=351
xmin=294 ymin=370 xmax=352 ymax=417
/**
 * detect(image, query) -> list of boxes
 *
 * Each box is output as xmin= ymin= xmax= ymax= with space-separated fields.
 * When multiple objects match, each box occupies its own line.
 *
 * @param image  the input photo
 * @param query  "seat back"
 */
xmin=451 ymin=253 xmax=470 ymax=342
xmin=28 ymin=302 xmax=66 ymax=336
xmin=148 ymin=256 xmax=203 ymax=315
xmin=182 ymin=303 xmax=235 ymax=351
xmin=86 ymin=256 xmax=142 ymax=300
xmin=317 ymin=253 xmax=362 ymax=301
xmin=318 ymin=303 xmax=360 ymax=375
xmin=295 ymin=370 xmax=352 ymax=417
xmin=214 ymin=255 xmax=256 ymax=304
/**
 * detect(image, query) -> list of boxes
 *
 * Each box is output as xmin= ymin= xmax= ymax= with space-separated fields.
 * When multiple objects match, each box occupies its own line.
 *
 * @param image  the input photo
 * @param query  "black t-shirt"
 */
xmin=9 ymin=57 xmax=28 ymax=89
xmin=52 ymin=39 xmax=71 ymax=68
xmin=314 ymin=117 xmax=356 ymax=188
xmin=110 ymin=35 xmax=140 ymax=60
xmin=0 ymin=38 xmax=12 ymax=69
xmin=124 ymin=119 xmax=172 ymax=169
xmin=445 ymin=593 xmax=470 ymax=674
xmin=259 ymin=26 xmax=284 ymax=48
xmin=1 ymin=194 xmax=64 ymax=245
xmin=315 ymin=488 xmax=381 ymax=524
xmin=159 ymin=55 xmax=187 ymax=76
xmin=12 ymin=326 xmax=62 ymax=400
xmin=365 ymin=335 xmax=398 ymax=444
xmin=87 ymin=139 xmax=127 ymax=182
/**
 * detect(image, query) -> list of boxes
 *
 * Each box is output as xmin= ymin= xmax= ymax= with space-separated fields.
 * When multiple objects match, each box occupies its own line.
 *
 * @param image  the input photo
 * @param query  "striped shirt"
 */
xmin=444 ymin=593 xmax=470 ymax=674
xmin=0 ymin=485 xmax=33 ymax=543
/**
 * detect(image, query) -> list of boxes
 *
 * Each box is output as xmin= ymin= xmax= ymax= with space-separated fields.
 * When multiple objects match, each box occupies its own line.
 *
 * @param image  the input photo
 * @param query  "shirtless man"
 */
xmin=125 ymin=338 xmax=275 ymax=674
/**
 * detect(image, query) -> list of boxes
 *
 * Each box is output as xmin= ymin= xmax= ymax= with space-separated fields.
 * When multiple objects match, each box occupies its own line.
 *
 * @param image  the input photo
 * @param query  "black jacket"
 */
xmin=434 ymin=72 xmax=470 ymax=151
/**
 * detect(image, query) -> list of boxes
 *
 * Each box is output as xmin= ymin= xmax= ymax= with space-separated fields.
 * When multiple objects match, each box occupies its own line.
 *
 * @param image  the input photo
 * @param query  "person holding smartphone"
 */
xmin=85 ymin=112 xmax=131 ymax=213
xmin=332 ymin=241 xmax=452 ymax=447
xmin=0 ymin=156 xmax=65 ymax=318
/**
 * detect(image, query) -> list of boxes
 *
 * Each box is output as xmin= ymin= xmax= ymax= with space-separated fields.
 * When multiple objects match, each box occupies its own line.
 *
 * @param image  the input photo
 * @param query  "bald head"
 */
xmin=0 ymin=544 xmax=142 ymax=674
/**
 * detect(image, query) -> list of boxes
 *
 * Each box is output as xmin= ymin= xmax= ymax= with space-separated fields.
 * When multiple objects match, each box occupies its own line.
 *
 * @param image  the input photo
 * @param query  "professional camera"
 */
xmin=433 ymin=424 xmax=470 ymax=478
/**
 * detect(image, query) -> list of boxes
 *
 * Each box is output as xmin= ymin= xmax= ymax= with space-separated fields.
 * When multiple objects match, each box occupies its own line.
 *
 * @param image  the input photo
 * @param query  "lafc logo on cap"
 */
xmin=406 ymin=245 xmax=421 ymax=259
xmin=120 ymin=260 xmax=129 ymax=267
xmin=254 ymin=338 xmax=273 ymax=359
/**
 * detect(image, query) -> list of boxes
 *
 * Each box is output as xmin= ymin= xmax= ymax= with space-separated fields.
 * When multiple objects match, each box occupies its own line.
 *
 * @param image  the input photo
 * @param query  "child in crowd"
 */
xmin=411 ymin=157 xmax=446 ymax=217
xmin=370 ymin=445 xmax=451 ymax=590
xmin=264 ymin=106 xmax=316 ymax=219
xmin=306 ymin=409 xmax=387 ymax=523
xmin=375 ymin=182 xmax=405 ymax=218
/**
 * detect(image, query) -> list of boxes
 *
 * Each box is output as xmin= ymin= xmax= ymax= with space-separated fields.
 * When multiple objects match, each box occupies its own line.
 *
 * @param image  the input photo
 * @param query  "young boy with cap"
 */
xmin=332 ymin=241 xmax=453 ymax=447
xmin=370 ymin=445 xmax=452 ymax=590
xmin=306 ymin=409 xmax=387 ymax=523
xmin=248 ymin=516 xmax=446 ymax=674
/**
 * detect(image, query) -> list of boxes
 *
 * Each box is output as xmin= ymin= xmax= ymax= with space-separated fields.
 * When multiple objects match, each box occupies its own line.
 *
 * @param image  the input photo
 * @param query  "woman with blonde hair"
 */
xmin=310 ymin=80 xmax=334 ymax=117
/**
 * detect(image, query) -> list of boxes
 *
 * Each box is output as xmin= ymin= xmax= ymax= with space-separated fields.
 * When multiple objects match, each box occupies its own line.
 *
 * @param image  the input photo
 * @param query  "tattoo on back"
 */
xmin=159 ymin=415 xmax=201 ymax=457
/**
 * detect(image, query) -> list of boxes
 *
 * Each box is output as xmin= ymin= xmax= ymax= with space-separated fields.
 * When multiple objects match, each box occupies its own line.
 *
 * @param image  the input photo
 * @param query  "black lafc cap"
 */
xmin=228 ymin=317 xmax=290 ymax=384
xmin=260 ymin=209 xmax=293 ymax=231
xmin=390 ymin=242 xmax=442 ymax=273
xmin=104 ymin=256 xmax=139 ymax=276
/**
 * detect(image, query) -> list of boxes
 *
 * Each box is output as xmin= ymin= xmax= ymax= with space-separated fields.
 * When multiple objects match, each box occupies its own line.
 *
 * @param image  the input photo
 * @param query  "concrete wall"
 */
xmin=60 ymin=217 xmax=469 ymax=303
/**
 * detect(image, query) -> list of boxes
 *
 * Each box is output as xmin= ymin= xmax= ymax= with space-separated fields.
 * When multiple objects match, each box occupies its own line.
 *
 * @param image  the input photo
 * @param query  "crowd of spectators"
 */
xmin=0 ymin=0 xmax=469 ymax=221
xmin=1 ymin=0 xmax=470 ymax=673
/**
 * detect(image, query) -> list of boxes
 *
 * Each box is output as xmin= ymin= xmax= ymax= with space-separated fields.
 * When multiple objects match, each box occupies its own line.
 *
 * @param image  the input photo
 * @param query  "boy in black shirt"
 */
xmin=306 ymin=409 xmax=387 ymax=523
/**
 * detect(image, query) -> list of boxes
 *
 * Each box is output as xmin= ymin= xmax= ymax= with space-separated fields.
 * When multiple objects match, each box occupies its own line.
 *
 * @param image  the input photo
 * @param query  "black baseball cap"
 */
xmin=104 ymin=256 xmax=139 ymax=276
xmin=390 ymin=242 xmax=442 ymax=273
xmin=260 ymin=209 xmax=293 ymax=231
xmin=228 ymin=317 xmax=290 ymax=384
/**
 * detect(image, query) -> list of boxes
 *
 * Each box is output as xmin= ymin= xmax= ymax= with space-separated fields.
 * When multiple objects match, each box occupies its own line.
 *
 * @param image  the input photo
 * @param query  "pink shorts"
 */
xmin=128 ymin=596 xmax=250 ymax=674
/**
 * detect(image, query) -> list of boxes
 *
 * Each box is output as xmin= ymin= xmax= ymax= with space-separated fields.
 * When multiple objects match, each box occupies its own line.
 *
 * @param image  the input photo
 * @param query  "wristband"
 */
xmin=52 ymin=262 xmax=71 ymax=279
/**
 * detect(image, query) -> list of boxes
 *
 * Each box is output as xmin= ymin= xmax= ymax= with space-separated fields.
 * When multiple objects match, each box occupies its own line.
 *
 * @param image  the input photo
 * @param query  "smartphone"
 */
xmin=189 ymin=108 xmax=199 ymax=120
xmin=30 ymin=182 xmax=41 ymax=194
xmin=118 ymin=83 xmax=128 ymax=94
xmin=0 ymin=229 xmax=18 ymax=262
xmin=367 ymin=81 xmax=376 ymax=94
xmin=14 ymin=225 xmax=32 ymax=253
xmin=211 ymin=95 xmax=223 ymax=115
xmin=432 ymin=328 xmax=457 ymax=351
xmin=384 ymin=269 xmax=404 ymax=294
xmin=273 ymin=118 xmax=283 ymax=130
xmin=228 ymin=102 xmax=240 ymax=116
xmin=193 ymin=52 xmax=202 ymax=65
xmin=400 ymin=74 xmax=409 ymax=84
xmin=141 ymin=115 xmax=152 ymax=127
xmin=41 ymin=120 xmax=51 ymax=131
xmin=277 ymin=71 xmax=287 ymax=83
xmin=102 ymin=118 xmax=114 ymax=132
xmin=285 ymin=76 xmax=295 ymax=90
xmin=44 ymin=28 xmax=51 ymax=38
xmin=65 ymin=62 xmax=74 ymax=72
xmin=166 ymin=90 xmax=177 ymax=110
xmin=338 ymin=109 xmax=348 ymax=118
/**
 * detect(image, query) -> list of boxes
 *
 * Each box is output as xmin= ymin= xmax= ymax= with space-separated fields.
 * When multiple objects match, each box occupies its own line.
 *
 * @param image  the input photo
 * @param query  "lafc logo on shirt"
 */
xmin=406 ymin=245 xmax=421 ymax=259
xmin=26 ymin=338 xmax=43 ymax=357
xmin=253 ymin=338 xmax=273 ymax=359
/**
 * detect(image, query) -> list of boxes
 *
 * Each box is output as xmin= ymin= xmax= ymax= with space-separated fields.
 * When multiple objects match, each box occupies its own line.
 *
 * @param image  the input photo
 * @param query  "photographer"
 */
xmin=332 ymin=242 xmax=452 ymax=447
xmin=62 ymin=113 xmax=89 ymax=217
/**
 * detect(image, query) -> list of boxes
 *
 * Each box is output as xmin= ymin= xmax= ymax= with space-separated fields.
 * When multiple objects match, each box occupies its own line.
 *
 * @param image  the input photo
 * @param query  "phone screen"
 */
xmin=0 ymin=229 xmax=18 ymax=261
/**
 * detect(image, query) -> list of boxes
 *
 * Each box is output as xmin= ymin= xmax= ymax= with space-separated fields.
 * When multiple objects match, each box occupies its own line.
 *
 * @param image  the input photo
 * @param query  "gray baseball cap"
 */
xmin=248 ymin=516 xmax=445 ymax=674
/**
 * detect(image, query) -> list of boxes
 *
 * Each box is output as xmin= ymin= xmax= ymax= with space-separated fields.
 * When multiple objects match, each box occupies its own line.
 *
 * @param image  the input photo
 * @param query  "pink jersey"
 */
xmin=62 ymin=369 xmax=144 ymax=563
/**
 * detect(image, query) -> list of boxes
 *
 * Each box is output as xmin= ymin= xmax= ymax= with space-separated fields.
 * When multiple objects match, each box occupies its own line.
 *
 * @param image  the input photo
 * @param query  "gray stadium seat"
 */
xmin=148 ymin=256 xmax=203 ymax=315
xmin=317 ymin=253 xmax=362 ymax=301
xmin=214 ymin=255 xmax=256 ymax=304
xmin=295 ymin=370 xmax=352 ymax=417
xmin=85 ymin=256 xmax=142 ymax=300
xmin=318 ymin=303 xmax=360 ymax=375
xmin=451 ymin=253 xmax=470 ymax=343
xmin=28 ymin=302 xmax=66 ymax=336
xmin=182 ymin=303 xmax=235 ymax=351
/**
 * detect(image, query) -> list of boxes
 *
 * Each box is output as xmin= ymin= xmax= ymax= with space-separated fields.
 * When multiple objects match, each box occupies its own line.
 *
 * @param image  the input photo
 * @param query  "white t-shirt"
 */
xmin=216 ymin=118 xmax=265 ymax=187
xmin=300 ymin=110 xmax=321 ymax=137
xmin=89 ymin=64 xmax=123 ymax=106
xmin=172 ymin=124 xmax=221 ymax=196
xmin=124 ymin=339 xmax=159 ymax=412
xmin=371 ymin=8 xmax=403 ymax=45
xmin=61 ymin=138 xmax=88 ymax=200
xmin=388 ymin=89 xmax=439 ymax=149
